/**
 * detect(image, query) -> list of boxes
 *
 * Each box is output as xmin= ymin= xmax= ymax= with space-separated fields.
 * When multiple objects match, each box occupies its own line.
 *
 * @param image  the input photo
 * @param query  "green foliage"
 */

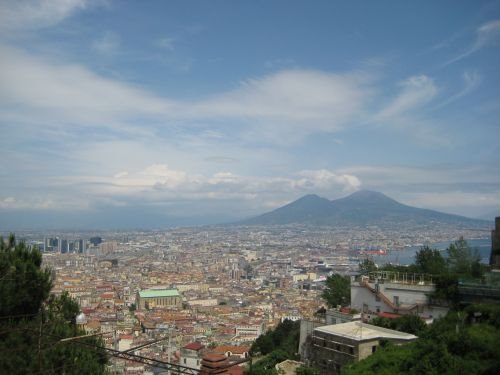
xmin=247 ymin=349 xmax=289 ymax=375
xmin=358 ymin=259 xmax=377 ymax=275
xmin=447 ymin=237 xmax=482 ymax=277
xmin=247 ymin=320 xmax=300 ymax=374
xmin=342 ymin=342 xmax=415 ymax=375
xmin=296 ymin=366 xmax=319 ymax=375
xmin=0 ymin=234 xmax=52 ymax=317
xmin=464 ymin=303 xmax=500 ymax=328
xmin=250 ymin=319 xmax=300 ymax=357
xmin=371 ymin=314 xmax=427 ymax=335
xmin=321 ymin=274 xmax=350 ymax=308
xmin=413 ymin=238 xmax=485 ymax=305
xmin=431 ymin=272 xmax=460 ymax=306
xmin=343 ymin=303 xmax=500 ymax=375
xmin=414 ymin=246 xmax=446 ymax=275
xmin=0 ymin=235 xmax=107 ymax=374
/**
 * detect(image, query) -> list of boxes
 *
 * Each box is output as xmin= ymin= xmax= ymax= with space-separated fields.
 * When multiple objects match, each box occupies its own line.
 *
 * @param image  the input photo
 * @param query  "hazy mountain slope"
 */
xmin=238 ymin=190 xmax=489 ymax=227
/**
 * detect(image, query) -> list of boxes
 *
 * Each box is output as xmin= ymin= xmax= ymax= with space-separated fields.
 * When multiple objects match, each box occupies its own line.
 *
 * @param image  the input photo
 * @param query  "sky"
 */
xmin=0 ymin=0 xmax=499 ymax=229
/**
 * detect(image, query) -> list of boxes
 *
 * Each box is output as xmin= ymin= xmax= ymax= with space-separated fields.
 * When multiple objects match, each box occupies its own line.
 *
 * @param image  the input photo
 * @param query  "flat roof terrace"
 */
xmin=314 ymin=321 xmax=417 ymax=342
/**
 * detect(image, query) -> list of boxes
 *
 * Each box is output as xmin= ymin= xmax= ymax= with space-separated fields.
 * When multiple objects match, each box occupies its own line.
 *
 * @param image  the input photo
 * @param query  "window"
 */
xmin=372 ymin=345 xmax=377 ymax=353
xmin=393 ymin=296 xmax=399 ymax=306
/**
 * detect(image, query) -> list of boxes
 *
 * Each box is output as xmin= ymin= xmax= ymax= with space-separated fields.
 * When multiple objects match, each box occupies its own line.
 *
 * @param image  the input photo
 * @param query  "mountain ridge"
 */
xmin=238 ymin=190 xmax=490 ymax=227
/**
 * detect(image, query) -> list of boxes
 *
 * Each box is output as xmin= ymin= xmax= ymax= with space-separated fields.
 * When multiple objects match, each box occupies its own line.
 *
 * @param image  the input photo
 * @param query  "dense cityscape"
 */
xmin=1 ymin=219 xmax=495 ymax=373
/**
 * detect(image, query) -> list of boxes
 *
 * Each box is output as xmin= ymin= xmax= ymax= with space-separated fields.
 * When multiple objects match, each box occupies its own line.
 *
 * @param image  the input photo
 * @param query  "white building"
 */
xmin=309 ymin=321 xmax=417 ymax=374
xmin=351 ymin=272 xmax=448 ymax=321
xmin=180 ymin=342 xmax=206 ymax=370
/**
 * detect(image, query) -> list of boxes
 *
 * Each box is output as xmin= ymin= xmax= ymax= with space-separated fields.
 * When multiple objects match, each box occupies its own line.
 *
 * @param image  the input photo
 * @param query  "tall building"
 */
xmin=78 ymin=239 xmax=86 ymax=253
xmin=90 ymin=236 xmax=103 ymax=247
xmin=60 ymin=239 xmax=68 ymax=254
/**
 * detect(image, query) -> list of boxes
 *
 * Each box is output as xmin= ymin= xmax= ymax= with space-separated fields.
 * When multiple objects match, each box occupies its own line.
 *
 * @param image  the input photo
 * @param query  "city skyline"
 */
xmin=1 ymin=1 xmax=499 ymax=229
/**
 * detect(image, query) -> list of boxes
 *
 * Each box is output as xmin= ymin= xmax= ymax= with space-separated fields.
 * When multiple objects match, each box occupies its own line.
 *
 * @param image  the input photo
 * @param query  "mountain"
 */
xmin=238 ymin=190 xmax=490 ymax=227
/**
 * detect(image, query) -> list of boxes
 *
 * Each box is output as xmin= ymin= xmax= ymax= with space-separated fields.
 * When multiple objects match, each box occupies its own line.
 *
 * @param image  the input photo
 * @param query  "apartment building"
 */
xmin=351 ymin=271 xmax=448 ymax=321
xmin=309 ymin=321 xmax=417 ymax=374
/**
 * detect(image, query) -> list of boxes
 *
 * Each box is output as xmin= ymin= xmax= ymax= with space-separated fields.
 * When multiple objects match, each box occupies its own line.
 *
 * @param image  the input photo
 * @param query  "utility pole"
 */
xmin=38 ymin=310 xmax=43 ymax=372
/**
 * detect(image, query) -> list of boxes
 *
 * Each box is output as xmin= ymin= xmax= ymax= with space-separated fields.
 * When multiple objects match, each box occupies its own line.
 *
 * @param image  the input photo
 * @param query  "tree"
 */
xmin=358 ymin=259 xmax=377 ymax=275
xmin=414 ymin=246 xmax=446 ymax=275
xmin=0 ymin=234 xmax=52 ymax=317
xmin=321 ymin=274 xmax=350 ymax=308
xmin=250 ymin=319 xmax=300 ymax=357
xmin=296 ymin=366 xmax=319 ymax=375
xmin=447 ymin=237 xmax=481 ymax=277
xmin=0 ymin=235 xmax=107 ymax=374
xmin=343 ymin=304 xmax=500 ymax=375
xmin=371 ymin=315 xmax=427 ymax=335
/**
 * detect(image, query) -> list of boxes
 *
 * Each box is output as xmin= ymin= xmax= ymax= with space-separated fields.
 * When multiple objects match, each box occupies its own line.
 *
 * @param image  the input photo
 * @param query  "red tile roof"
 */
xmin=378 ymin=312 xmax=401 ymax=319
xmin=183 ymin=342 xmax=205 ymax=351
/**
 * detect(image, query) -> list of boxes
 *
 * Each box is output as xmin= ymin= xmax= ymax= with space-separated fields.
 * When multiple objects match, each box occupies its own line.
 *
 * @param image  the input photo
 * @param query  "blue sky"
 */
xmin=0 ymin=0 xmax=499 ymax=229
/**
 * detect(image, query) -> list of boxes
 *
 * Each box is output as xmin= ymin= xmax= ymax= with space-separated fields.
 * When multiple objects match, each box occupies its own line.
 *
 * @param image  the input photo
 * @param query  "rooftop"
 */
xmin=314 ymin=321 xmax=417 ymax=341
xmin=184 ymin=342 xmax=205 ymax=351
xmin=139 ymin=289 xmax=180 ymax=298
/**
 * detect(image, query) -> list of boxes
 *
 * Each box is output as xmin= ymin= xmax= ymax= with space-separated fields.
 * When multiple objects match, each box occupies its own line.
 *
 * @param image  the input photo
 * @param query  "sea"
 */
xmin=370 ymin=238 xmax=491 ymax=266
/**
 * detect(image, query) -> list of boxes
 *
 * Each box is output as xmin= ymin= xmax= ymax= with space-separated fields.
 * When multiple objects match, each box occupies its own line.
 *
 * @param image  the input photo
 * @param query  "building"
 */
xmin=351 ymin=271 xmax=448 ymax=321
xmin=326 ymin=307 xmax=362 ymax=325
xmin=180 ymin=342 xmax=206 ymax=370
xmin=308 ymin=321 xmax=417 ymax=374
xmin=136 ymin=289 xmax=182 ymax=310
xmin=299 ymin=307 xmax=361 ymax=361
xmin=213 ymin=345 xmax=250 ymax=359
xmin=233 ymin=322 xmax=265 ymax=342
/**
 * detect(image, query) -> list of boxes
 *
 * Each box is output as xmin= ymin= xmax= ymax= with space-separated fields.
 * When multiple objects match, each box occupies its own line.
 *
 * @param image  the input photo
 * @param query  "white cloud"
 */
xmin=433 ymin=71 xmax=481 ymax=109
xmin=340 ymin=164 xmax=500 ymax=187
xmin=0 ymin=0 xmax=91 ymax=32
xmin=114 ymin=171 xmax=128 ymax=179
xmin=155 ymin=36 xmax=177 ymax=50
xmin=377 ymin=75 xmax=437 ymax=120
xmin=296 ymin=170 xmax=361 ymax=192
xmin=0 ymin=196 xmax=56 ymax=210
xmin=0 ymin=45 xmax=374 ymax=142
xmin=444 ymin=19 xmax=500 ymax=66
xmin=29 ymin=166 xmax=362 ymax=211
xmin=193 ymin=69 xmax=371 ymax=133
xmin=91 ymin=31 xmax=121 ymax=55
xmin=400 ymin=191 xmax=500 ymax=217
xmin=0 ymin=44 xmax=174 ymax=131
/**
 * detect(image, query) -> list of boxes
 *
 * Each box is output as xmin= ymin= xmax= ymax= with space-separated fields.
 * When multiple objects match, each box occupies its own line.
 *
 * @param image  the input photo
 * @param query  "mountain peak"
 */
xmin=345 ymin=190 xmax=397 ymax=202
xmin=238 ymin=190 xmax=486 ymax=227
xmin=297 ymin=193 xmax=324 ymax=201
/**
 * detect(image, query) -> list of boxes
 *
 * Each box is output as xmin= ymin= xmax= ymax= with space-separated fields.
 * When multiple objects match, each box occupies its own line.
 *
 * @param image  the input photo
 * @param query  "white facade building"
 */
xmin=351 ymin=272 xmax=448 ymax=321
